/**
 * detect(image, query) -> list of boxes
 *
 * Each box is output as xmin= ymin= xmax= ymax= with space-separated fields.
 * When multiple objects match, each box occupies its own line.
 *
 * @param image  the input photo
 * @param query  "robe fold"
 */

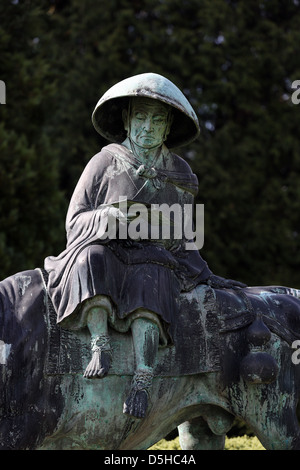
xmin=44 ymin=143 xmax=212 ymax=342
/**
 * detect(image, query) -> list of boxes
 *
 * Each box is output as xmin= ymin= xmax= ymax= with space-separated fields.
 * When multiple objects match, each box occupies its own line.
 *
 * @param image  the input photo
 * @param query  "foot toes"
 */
xmin=123 ymin=390 xmax=148 ymax=419
xmin=84 ymin=350 xmax=111 ymax=379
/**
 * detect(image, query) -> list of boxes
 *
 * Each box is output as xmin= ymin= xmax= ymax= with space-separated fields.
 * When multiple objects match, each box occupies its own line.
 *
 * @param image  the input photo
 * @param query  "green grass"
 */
xmin=149 ymin=435 xmax=265 ymax=450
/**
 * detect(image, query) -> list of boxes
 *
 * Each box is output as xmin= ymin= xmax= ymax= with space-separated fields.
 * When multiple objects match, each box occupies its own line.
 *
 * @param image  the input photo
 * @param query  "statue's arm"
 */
xmin=65 ymin=151 xmax=113 ymax=247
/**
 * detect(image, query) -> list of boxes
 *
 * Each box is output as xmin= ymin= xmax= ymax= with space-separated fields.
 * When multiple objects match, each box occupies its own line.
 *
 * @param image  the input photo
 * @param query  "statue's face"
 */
xmin=125 ymin=97 xmax=171 ymax=149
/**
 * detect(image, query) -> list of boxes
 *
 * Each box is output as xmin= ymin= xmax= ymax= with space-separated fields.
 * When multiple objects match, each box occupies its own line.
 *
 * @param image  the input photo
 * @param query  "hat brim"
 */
xmin=92 ymin=96 xmax=199 ymax=149
xmin=92 ymin=73 xmax=200 ymax=148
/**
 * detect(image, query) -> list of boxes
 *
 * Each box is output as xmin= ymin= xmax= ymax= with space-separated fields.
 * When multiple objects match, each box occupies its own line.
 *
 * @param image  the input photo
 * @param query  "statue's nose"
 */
xmin=143 ymin=117 xmax=153 ymax=132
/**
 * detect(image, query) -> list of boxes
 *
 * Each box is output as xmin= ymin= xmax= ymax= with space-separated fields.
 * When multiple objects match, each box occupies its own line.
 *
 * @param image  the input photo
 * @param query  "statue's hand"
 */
xmin=107 ymin=206 xmax=130 ymax=224
xmin=108 ymin=206 xmax=142 ymax=224
xmin=206 ymin=274 xmax=247 ymax=290
xmin=100 ymin=206 xmax=128 ymax=240
xmin=105 ymin=206 xmax=143 ymax=240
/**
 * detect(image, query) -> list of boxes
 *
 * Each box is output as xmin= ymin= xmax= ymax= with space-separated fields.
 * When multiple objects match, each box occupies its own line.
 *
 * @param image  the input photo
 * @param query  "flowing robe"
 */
xmin=44 ymin=143 xmax=212 ymax=343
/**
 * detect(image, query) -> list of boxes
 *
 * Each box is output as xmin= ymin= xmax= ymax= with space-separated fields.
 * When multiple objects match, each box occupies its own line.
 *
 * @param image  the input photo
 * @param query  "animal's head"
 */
xmin=240 ymin=315 xmax=279 ymax=384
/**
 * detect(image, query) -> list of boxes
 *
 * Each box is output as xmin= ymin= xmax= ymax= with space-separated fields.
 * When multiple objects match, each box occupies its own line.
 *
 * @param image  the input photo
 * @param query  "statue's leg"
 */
xmin=123 ymin=315 xmax=159 ymax=419
xmin=178 ymin=417 xmax=225 ymax=450
xmin=83 ymin=296 xmax=113 ymax=379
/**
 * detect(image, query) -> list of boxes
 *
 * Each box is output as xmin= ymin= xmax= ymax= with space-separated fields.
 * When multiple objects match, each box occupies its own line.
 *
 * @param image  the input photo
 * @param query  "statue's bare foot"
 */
xmin=123 ymin=390 xmax=148 ymax=419
xmin=83 ymin=334 xmax=112 ymax=379
xmin=83 ymin=350 xmax=111 ymax=378
xmin=123 ymin=369 xmax=153 ymax=419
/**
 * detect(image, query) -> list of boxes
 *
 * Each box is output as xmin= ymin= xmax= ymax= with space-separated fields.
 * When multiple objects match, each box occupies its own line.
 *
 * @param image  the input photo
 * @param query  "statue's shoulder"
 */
xmin=86 ymin=144 xmax=125 ymax=170
xmin=101 ymin=143 xmax=125 ymax=155
xmin=168 ymin=151 xmax=195 ymax=176
xmin=93 ymin=143 xmax=123 ymax=161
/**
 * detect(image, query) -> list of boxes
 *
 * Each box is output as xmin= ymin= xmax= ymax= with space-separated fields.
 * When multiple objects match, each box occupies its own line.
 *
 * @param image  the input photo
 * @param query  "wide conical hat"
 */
xmin=92 ymin=73 xmax=200 ymax=148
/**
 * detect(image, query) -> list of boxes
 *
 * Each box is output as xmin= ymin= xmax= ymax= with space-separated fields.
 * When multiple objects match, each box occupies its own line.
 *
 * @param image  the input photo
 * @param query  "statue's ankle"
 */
xmin=132 ymin=368 xmax=154 ymax=393
xmin=91 ymin=333 xmax=111 ymax=353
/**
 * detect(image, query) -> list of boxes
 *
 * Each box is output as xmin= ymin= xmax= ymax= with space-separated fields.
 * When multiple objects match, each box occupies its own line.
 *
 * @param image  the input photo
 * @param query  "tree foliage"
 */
xmin=1 ymin=0 xmax=300 ymax=288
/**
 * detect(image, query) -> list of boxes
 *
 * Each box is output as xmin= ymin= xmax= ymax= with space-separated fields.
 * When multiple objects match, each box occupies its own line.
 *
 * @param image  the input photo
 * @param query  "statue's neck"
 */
xmin=122 ymin=138 xmax=162 ymax=167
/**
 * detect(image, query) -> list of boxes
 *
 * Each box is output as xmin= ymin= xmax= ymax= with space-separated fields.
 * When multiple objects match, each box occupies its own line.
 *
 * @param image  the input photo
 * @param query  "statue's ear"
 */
xmin=164 ymin=112 xmax=174 ymax=140
xmin=122 ymin=109 xmax=129 ymax=132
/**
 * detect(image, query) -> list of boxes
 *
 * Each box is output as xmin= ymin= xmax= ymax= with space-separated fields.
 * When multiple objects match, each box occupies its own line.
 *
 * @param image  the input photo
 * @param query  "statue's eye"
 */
xmin=153 ymin=116 xmax=165 ymax=123
xmin=135 ymin=112 xmax=146 ymax=120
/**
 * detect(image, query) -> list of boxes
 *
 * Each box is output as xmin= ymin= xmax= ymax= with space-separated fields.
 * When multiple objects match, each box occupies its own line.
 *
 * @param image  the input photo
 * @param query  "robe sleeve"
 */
xmin=65 ymin=151 xmax=114 ymax=248
xmin=44 ymin=149 xmax=117 ymax=291
xmin=168 ymin=154 xmax=212 ymax=284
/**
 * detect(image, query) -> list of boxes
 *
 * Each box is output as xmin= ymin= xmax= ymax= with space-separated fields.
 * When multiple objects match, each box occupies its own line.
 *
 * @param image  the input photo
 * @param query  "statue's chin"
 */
xmin=135 ymin=141 xmax=160 ymax=150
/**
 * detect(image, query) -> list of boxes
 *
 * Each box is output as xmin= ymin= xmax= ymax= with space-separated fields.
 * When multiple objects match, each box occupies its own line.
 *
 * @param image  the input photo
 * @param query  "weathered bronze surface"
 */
xmin=1 ymin=73 xmax=300 ymax=449
xmin=45 ymin=73 xmax=243 ymax=420
xmin=1 ymin=268 xmax=300 ymax=449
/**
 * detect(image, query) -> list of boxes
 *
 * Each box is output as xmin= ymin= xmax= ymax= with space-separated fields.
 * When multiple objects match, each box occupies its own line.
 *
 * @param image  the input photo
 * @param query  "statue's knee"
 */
xmin=81 ymin=295 xmax=113 ymax=330
xmin=132 ymin=313 xmax=158 ymax=329
xmin=94 ymin=295 xmax=113 ymax=314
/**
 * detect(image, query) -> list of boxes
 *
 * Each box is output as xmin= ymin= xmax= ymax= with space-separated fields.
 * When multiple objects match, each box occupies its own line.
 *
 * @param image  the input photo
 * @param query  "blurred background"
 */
xmin=1 ymin=0 xmax=300 ymax=288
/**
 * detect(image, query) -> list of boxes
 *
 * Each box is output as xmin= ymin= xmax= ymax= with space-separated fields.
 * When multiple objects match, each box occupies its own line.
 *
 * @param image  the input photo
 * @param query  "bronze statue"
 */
xmin=1 ymin=73 xmax=300 ymax=450
xmin=44 ymin=73 xmax=245 ymax=419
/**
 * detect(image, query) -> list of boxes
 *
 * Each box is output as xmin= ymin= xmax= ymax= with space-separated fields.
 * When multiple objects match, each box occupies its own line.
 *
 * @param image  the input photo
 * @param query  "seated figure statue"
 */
xmin=44 ymin=73 xmax=245 ymax=419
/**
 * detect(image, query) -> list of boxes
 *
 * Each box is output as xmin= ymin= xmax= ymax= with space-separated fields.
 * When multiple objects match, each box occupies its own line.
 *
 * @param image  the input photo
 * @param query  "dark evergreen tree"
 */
xmin=0 ymin=1 xmax=66 ymax=276
xmin=1 ymin=0 xmax=300 ymax=289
